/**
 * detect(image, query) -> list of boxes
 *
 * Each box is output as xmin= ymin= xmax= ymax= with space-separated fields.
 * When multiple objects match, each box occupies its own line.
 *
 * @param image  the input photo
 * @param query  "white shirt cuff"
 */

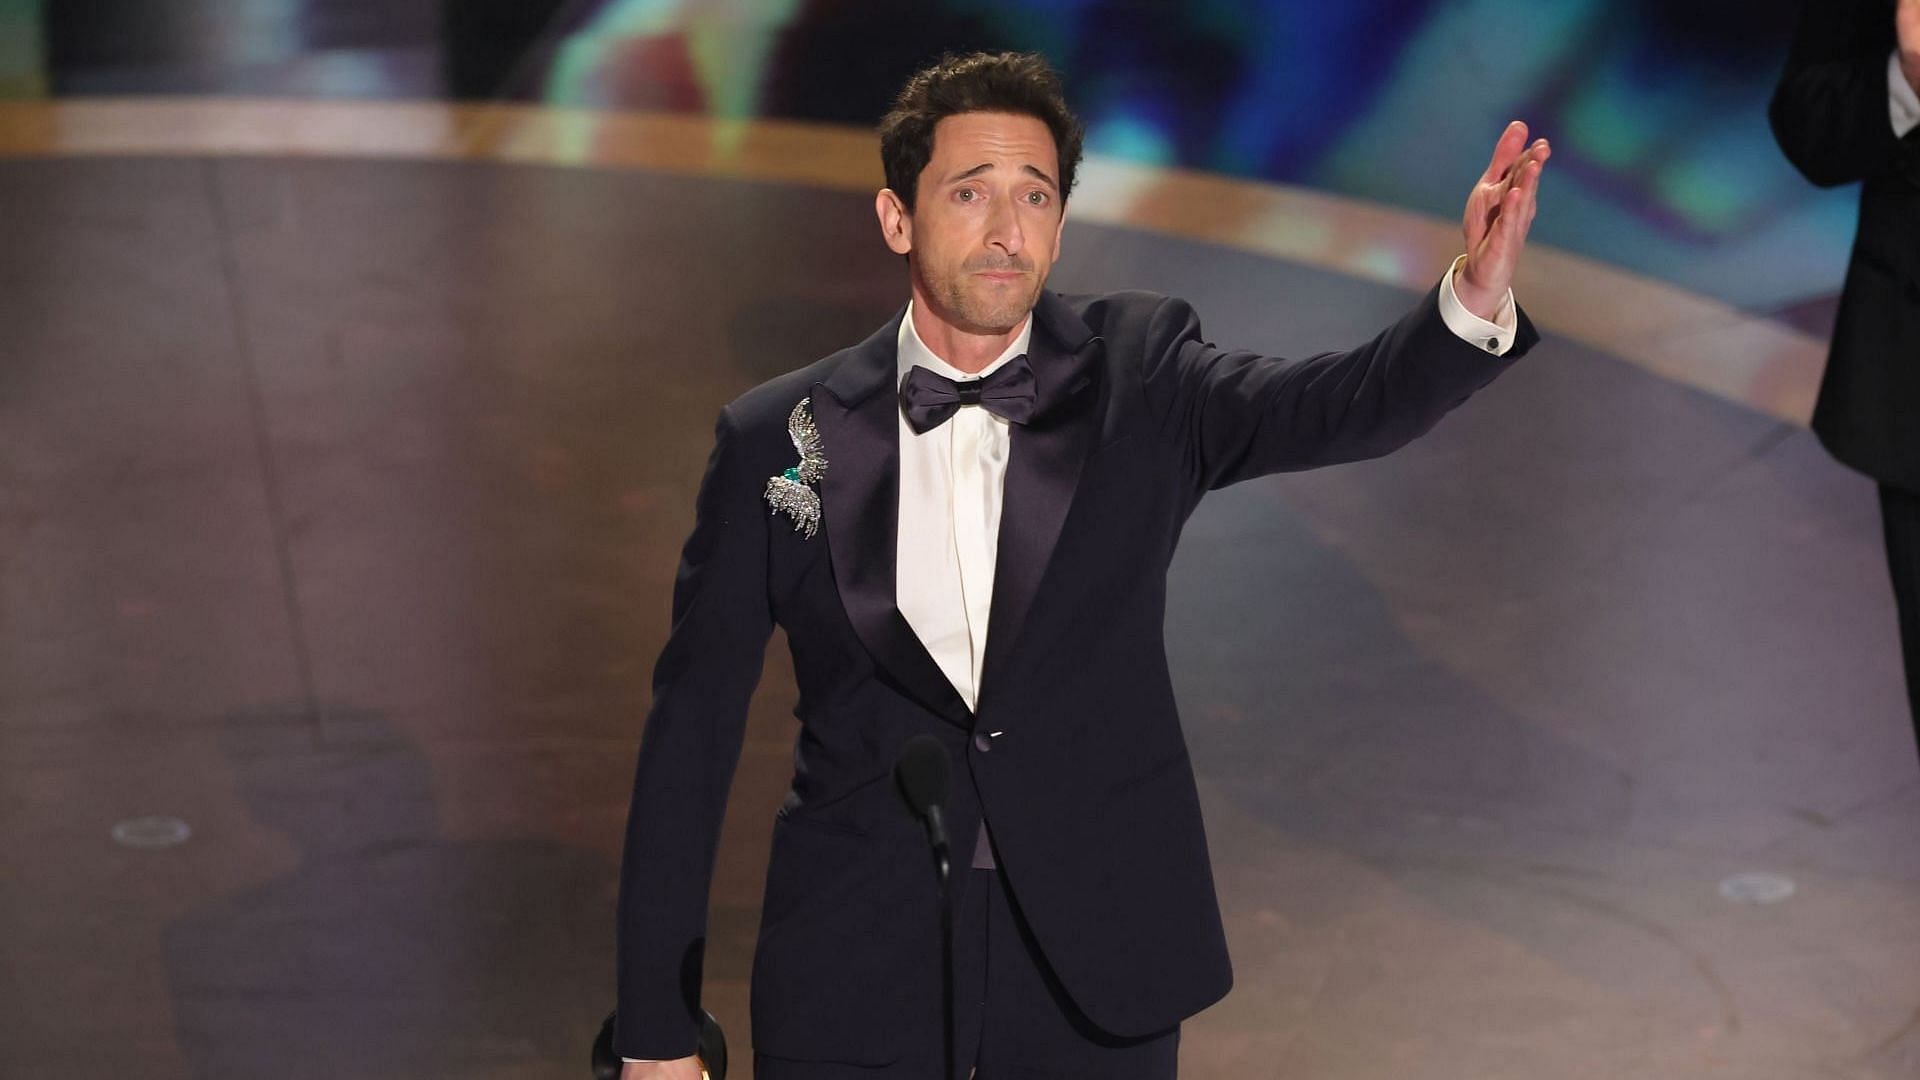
xmin=1438 ymin=254 xmax=1517 ymax=357
xmin=1890 ymin=50 xmax=1920 ymax=138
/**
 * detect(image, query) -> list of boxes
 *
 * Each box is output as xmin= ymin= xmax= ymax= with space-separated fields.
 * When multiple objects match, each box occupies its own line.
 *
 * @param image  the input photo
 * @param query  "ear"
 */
xmin=1052 ymin=201 xmax=1067 ymax=259
xmin=876 ymin=189 xmax=913 ymax=256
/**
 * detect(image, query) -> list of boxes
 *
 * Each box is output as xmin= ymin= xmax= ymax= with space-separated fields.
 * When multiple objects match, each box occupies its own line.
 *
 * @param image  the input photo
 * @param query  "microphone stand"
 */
xmin=896 ymin=734 xmax=956 ymax=1080
xmin=927 ymin=807 xmax=954 ymax=1080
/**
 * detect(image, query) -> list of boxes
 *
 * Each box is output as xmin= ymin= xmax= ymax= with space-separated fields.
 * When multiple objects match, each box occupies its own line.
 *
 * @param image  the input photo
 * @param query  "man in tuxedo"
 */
xmin=617 ymin=52 xmax=1549 ymax=1079
xmin=1772 ymin=0 xmax=1920 ymax=757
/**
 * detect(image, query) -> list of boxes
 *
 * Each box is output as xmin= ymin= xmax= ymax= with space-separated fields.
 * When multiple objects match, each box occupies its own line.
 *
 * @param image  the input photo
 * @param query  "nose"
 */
xmin=985 ymin=195 xmax=1025 ymax=256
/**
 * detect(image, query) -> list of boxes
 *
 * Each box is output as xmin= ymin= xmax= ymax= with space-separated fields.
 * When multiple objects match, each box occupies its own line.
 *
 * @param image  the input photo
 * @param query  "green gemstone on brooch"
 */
xmin=764 ymin=397 xmax=827 ymax=539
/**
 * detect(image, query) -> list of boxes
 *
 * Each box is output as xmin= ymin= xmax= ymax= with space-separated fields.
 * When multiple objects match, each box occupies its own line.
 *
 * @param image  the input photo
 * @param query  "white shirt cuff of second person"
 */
xmin=1890 ymin=50 xmax=1920 ymax=138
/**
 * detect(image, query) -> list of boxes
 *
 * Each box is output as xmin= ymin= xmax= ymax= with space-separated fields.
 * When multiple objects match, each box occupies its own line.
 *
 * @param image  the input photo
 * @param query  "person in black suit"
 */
xmin=616 ymin=52 xmax=1549 ymax=1079
xmin=1772 ymin=0 xmax=1920 ymax=755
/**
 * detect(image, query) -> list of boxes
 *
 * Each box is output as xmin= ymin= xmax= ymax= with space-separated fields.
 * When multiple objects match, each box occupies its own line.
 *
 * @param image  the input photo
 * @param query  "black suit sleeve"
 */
xmin=1770 ymin=0 xmax=1916 ymax=187
xmin=1140 ymin=284 xmax=1534 ymax=494
xmin=614 ymin=405 xmax=773 ymax=1060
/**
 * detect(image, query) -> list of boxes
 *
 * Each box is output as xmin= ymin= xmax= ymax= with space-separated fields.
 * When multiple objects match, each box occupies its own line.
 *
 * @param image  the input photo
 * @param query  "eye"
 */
xmin=1025 ymin=190 xmax=1049 ymax=206
xmin=956 ymin=188 xmax=977 ymax=203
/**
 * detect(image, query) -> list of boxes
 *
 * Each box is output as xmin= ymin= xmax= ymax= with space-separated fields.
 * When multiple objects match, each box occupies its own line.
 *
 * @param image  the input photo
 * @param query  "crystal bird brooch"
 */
xmin=764 ymin=397 xmax=828 ymax=538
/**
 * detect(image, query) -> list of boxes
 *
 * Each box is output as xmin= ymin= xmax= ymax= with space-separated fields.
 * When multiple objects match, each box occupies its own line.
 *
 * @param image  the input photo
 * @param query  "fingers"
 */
xmin=1517 ymin=141 xmax=1549 ymax=205
xmin=1495 ymin=139 xmax=1550 ymax=224
xmin=1481 ymin=139 xmax=1547 ymax=225
xmin=1473 ymin=143 xmax=1548 ymax=271
xmin=1496 ymin=147 xmax=1548 ymax=250
xmin=1480 ymin=120 xmax=1529 ymax=183
xmin=1503 ymin=138 xmax=1551 ymax=191
xmin=1466 ymin=124 xmax=1549 ymax=266
xmin=1501 ymin=156 xmax=1543 ymax=223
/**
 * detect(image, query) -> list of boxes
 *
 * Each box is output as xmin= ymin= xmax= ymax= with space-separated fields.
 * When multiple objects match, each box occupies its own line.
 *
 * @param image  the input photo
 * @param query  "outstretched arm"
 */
xmin=1144 ymin=122 xmax=1549 ymax=492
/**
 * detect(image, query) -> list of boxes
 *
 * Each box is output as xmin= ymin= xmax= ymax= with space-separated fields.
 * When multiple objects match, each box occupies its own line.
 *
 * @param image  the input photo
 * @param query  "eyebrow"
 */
xmin=947 ymin=162 xmax=1060 ymax=190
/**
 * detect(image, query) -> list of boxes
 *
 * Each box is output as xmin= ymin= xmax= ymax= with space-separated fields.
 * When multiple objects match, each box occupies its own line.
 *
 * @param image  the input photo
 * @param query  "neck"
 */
xmin=909 ymin=286 xmax=1029 ymax=375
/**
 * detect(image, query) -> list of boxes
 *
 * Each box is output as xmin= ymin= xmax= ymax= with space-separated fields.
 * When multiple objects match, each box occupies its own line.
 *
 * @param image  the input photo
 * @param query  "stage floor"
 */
xmin=1 ymin=150 xmax=1915 ymax=1079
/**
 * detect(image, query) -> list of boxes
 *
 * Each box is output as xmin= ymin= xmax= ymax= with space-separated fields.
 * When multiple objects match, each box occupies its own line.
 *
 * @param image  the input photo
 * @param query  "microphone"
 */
xmin=894 ymin=734 xmax=957 ymax=1080
xmin=895 ymin=733 xmax=952 ymax=869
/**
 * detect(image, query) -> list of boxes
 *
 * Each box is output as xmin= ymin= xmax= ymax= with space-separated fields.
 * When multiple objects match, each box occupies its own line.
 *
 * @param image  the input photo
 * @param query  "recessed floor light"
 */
xmin=111 ymin=816 xmax=191 ymax=850
xmin=1718 ymin=872 xmax=1795 ymax=904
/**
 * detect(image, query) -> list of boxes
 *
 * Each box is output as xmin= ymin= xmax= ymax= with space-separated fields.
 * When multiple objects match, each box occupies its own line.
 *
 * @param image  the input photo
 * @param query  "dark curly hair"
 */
xmin=878 ymin=51 xmax=1085 ymax=213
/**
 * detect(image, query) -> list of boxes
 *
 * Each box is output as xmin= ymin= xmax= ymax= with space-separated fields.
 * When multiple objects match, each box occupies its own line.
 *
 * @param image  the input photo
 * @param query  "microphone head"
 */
xmin=894 ymin=734 xmax=951 ymax=818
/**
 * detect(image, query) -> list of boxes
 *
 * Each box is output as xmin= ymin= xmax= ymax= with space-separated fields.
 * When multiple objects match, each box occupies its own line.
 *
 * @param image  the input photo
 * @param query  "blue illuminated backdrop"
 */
xmin=526 ymin=0 xmax=1846 ymax=313
xmin=7 ymin=0 xmax=1859 ymax=316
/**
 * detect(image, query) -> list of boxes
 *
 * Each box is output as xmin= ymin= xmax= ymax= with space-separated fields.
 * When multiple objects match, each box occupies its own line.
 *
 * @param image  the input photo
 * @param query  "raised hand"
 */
xmin=1456 ymin=120 xmax=1550 ymax=321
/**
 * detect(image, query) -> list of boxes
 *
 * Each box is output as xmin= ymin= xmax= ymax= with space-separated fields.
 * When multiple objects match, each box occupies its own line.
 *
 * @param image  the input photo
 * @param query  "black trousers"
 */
xmin=754 ymin=867 xmax=1180 ymax=1080
xmin=1882 ymin=485 xmax=1920 ymax=758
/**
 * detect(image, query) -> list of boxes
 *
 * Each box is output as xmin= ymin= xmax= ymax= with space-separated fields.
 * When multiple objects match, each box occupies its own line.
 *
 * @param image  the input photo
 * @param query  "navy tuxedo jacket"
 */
xmin=615 ymin=285 xmax=1539 ymax=1063
xmin=1772 ymin=0 xmax=1920 ymax=488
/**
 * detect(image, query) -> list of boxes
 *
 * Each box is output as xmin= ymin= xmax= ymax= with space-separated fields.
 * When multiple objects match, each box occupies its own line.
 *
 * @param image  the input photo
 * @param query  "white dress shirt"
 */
xmin=895 ymin=305 xmax=1033 ymax=714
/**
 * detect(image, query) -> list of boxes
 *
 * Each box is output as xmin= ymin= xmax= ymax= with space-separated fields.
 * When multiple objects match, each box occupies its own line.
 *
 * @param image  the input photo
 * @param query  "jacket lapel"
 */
xmin=811 ymin=311 xmax=973 ymax=729
xmin=978 ymin=292 xmax=1105 ymax=719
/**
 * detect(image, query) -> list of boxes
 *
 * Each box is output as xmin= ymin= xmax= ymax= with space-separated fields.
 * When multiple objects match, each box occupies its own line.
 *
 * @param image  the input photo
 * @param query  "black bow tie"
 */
xmin=898 ymin=354 xmax=1037 ymax=433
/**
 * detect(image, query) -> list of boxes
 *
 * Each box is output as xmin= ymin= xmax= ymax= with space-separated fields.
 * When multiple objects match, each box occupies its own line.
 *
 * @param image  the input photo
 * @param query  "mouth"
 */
xmin=974 ymin=270 xmax=1027 ymax=282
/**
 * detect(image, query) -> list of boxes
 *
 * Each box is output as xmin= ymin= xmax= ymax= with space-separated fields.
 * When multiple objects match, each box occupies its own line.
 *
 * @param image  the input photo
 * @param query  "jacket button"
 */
xmin=973 ymin=732 xmax=993 ymax=753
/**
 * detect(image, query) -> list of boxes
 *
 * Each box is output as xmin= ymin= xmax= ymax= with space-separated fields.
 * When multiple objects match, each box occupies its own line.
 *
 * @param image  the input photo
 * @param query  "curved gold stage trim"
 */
xmin=0 ymin=98 xmax=1823 ymax=425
